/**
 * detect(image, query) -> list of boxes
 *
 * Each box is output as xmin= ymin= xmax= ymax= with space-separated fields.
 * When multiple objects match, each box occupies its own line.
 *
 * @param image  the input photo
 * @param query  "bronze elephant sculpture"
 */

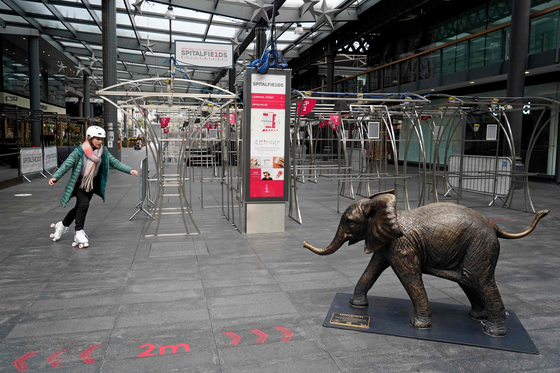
xmin=303 ymin=190 xmax=549 ymax=337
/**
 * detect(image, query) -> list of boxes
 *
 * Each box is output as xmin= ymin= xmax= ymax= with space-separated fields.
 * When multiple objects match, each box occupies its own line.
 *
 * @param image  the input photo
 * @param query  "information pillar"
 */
xmin=243 ymin=69 xmax=291 ymax=234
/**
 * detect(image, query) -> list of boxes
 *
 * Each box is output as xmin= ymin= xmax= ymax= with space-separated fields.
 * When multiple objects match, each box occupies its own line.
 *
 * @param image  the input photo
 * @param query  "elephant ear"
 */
xmin=362 ymin=191 xmax=403 ymax=253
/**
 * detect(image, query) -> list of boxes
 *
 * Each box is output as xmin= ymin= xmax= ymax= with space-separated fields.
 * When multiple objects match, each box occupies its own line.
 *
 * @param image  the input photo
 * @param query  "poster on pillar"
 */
xmin=243 ymin=69 xmax=291 ymax=202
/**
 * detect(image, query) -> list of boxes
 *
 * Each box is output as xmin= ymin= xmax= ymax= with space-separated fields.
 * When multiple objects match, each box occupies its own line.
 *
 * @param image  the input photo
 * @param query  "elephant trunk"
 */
xmin=303 ymin=228 xmax=347 ymax=256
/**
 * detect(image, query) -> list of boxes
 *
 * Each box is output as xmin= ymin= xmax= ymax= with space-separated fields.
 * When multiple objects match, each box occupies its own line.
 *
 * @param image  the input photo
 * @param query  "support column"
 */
xmin=123 ymin=112 xmax=128 ymax=139
xmin=229 ymin=68 xmax=236 ymax=94
xmin=506 ymin=0 xmax=531 ymax=157
xmin=102 ymin=0 xmax=120 ymax=159
xmin=28 ymin=36 xmax=41 ymax=147
xmin=78 ymin=98 xmax=84 ymax=117
xmin=326 ymin=40 xmax=336 ymax=92
xmin=255 ymin=22 xmax=268 ymax=58
xmin=83 ymin=75 xmax=91 ymax=118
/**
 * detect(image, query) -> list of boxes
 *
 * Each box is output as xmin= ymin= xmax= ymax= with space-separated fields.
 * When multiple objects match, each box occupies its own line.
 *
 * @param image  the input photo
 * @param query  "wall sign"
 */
xmin=175 ymin=40 xmax=234 ymax=69
xmin=243 ymin=69 xmax=290 ymax=202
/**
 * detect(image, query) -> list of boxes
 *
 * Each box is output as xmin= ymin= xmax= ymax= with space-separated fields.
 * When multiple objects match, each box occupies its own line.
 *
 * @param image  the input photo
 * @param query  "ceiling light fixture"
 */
xmin=294 ymin=23 xmax=304 ymax=35
xmin=165 ymin=5 xmax=175 ymax=20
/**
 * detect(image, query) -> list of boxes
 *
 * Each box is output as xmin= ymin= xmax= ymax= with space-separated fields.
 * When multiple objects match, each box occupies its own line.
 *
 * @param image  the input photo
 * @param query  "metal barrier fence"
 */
xmin=446 ymin=155 xmax=512 ymax=206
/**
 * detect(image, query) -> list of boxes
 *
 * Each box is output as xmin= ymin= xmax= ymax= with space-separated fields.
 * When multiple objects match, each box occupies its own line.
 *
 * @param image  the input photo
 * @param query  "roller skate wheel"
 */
xmin=78 ymin=244 xmax=84 ymax=249
xmin=50 ymin=223 xmax=56 ymax=228
xmin=72 ymin=242 xmax=77 ymax=247
xmin=50 ymin=233 xmax=54 ymax=238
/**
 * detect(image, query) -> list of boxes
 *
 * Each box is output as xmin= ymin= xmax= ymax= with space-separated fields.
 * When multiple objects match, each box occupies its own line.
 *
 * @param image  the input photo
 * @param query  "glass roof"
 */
xmin=2 ymin=0 xmax=369 ymax=89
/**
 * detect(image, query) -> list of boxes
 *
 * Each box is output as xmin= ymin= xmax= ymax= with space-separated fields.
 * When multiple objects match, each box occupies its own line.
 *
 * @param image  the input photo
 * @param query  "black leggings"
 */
xmin=63 ymin=181 xmax=94 ymax=231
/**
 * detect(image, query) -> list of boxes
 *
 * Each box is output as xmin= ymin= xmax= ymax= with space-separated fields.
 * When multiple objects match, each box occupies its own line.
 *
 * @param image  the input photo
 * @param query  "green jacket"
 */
xmin=52 ymin=146 xmax=132 ymax=207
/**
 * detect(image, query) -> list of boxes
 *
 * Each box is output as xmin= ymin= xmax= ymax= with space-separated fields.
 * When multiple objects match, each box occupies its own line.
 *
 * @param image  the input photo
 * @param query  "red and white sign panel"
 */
xmin=297 ymin=99 xmax=316 ymax=115
xmin=249 ymin=74 xmax=286 ymax=198
xmin=160 ymin=117 xmax=170 ymax=128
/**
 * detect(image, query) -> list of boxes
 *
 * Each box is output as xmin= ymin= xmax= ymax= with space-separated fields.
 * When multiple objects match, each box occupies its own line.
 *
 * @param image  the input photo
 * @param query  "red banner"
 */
xmin=319 ymin=120 xmax=328 ymax=128
xmin=160 ymin=117 xmax=170 ymax=128
xmin=221 ymin=113 xmax=237 ymax=124
xmin=329 ymin=114 xmax=340 ymax=127
xmin=204 ymin=123 xmax=212 ymax=130
xmin=297 ymin=99 xmax=316 ymax=116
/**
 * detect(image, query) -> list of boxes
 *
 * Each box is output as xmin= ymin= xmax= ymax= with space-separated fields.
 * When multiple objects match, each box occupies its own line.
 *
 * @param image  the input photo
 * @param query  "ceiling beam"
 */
xmin=80 ymin=0 xmax=103 ymax=30
xmin=40 ymin=0 xmax=95 ymax=56
xmin=1 ymin=0 xmax=44 ymax=32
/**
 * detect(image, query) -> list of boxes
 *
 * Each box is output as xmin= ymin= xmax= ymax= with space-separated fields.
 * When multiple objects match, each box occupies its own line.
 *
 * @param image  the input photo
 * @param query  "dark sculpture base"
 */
xmin=323 ymin=293 xmax=538 ymax=354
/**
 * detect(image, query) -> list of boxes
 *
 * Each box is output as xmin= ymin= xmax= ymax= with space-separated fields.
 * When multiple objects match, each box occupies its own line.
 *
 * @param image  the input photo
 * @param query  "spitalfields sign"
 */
xmin=175 ymin=41 xmax=234 ymax=69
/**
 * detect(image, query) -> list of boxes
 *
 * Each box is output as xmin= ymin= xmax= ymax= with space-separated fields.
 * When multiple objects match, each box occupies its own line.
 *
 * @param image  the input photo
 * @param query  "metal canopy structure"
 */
xmin=0 ymin=0 xmax=392 ymax=100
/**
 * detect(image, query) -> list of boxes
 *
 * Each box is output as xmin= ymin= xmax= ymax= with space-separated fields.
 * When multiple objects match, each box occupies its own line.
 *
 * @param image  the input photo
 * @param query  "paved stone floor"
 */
xmin=0 ymin=147 xmax=559 ymax=372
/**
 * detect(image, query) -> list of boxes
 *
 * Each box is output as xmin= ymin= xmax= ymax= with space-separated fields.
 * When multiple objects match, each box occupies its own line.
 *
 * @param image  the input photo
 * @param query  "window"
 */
xmin=529 ymin=12 xmax=559 ymax=55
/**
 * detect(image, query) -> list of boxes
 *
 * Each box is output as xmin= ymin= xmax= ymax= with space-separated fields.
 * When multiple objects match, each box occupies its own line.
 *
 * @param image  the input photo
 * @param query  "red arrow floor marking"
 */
xmin=273 ymin=326 xmax=294 ymax=342
xmin=48 ymin=348 xmax=70 ymax=368
xmin=80 ymin=344 xmax=101 ymax=364
xmin=14 ymin=351 xmax=40 ymax=371
xmin=222 ymin=331 xmax=242 ymax=347
xmin=249 ymin=329 xmax=268 ymax=344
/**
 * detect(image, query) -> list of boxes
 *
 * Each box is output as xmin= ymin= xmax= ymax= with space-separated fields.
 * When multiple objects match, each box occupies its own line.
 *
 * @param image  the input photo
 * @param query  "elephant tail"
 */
xmin=497 ymin=210 xmax=549 ymax=239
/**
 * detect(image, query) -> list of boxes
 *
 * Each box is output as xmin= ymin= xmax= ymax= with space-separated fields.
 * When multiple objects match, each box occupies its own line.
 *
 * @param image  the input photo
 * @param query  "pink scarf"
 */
xmin=80 ymin=140 xmax=103 ymax=192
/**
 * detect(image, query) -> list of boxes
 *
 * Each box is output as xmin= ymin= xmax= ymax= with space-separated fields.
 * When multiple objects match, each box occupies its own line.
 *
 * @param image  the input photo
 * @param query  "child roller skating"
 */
xmin=48 ymin=126 xmax=138 ymax=248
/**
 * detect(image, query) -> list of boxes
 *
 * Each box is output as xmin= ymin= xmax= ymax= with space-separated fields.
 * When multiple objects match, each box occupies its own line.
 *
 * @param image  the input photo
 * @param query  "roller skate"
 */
xmin=50 ymin=221 xmax=68 ymax=241
xmin=72 ymin=229 xmax=89 ymax=249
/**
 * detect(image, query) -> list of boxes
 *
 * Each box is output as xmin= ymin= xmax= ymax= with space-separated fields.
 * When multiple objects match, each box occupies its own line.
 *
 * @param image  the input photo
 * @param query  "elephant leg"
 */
xmin=459 ymin=284 xmax=487 ymax=321
xmin=478 ymin=280 xmax=507 ymax=337
xmin=349 ymin=252 xmax=389 ymax=308
xmin=388 ymin=250 xmax=431 ymax=328
xmin=396 ymin=273 xmax=432 ymax=329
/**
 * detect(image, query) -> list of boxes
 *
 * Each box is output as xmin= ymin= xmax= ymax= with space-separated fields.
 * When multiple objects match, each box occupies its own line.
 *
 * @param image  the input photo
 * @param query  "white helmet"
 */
xmin=86 ymin=125 xmax=106 ymax=139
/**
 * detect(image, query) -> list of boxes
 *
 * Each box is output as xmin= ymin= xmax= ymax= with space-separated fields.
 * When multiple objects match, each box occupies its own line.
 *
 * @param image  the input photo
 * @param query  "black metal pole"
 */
xmin=229 ymin=68 xmax=236 ymax=94
xmin=506 ymin=0 xmax=531 ymax=157
xmin=83 ymin=75 xmax=91 ymax=118
xmin=28 ymin=36 xmax=41 ymax=147
xmin=326 ymin=40 xmax=335 ymax=92
xmin=255 ymin=22 xmax=267 ymax=58
xmin=102 ymin=0 xmax=120 ymax=159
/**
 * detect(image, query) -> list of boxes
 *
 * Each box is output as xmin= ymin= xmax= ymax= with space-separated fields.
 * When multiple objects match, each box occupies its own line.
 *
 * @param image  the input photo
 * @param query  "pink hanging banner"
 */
xmin=297 ymin=99 xmax=316 ymax=116
xmin=319 ymin=120 xmax=328 ymax=128
xmin=329 ymin=114 xmax=340 ymax=130
xmin=329 ymin=114 xmax=340 ymax=126
xmin=160 ymin=117 xmax=170 ymax=128
xmin=222 ymin=113 xmax=237 ymax=124
xmin=163 ymin=128 xmax=170 ymax=134
xmin=204 ymin=123 xmax=212 ymax=130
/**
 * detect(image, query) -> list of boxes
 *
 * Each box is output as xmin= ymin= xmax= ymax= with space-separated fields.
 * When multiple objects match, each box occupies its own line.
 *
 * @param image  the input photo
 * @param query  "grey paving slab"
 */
xmin=217 ymin=340 xmax=337 ymax=373
xmin=125 ymin=279 xmax=203 ymax=293
xmin=114 ymin=308 xmax=210 ymax=329
xmin=203 ymin=283 xmax=283 ymax=298
xmin=29 ymin=295 xmax=124 ymax=312
xmin=121 ymin=289 xmax=205 ymax=305
xmin=99 ymin=350 xmax=220 ymax=373
xmin=6 ymin=316 xmax=117 ymax=338
xmin=19 ymin=306 xmax=120 ymax=325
